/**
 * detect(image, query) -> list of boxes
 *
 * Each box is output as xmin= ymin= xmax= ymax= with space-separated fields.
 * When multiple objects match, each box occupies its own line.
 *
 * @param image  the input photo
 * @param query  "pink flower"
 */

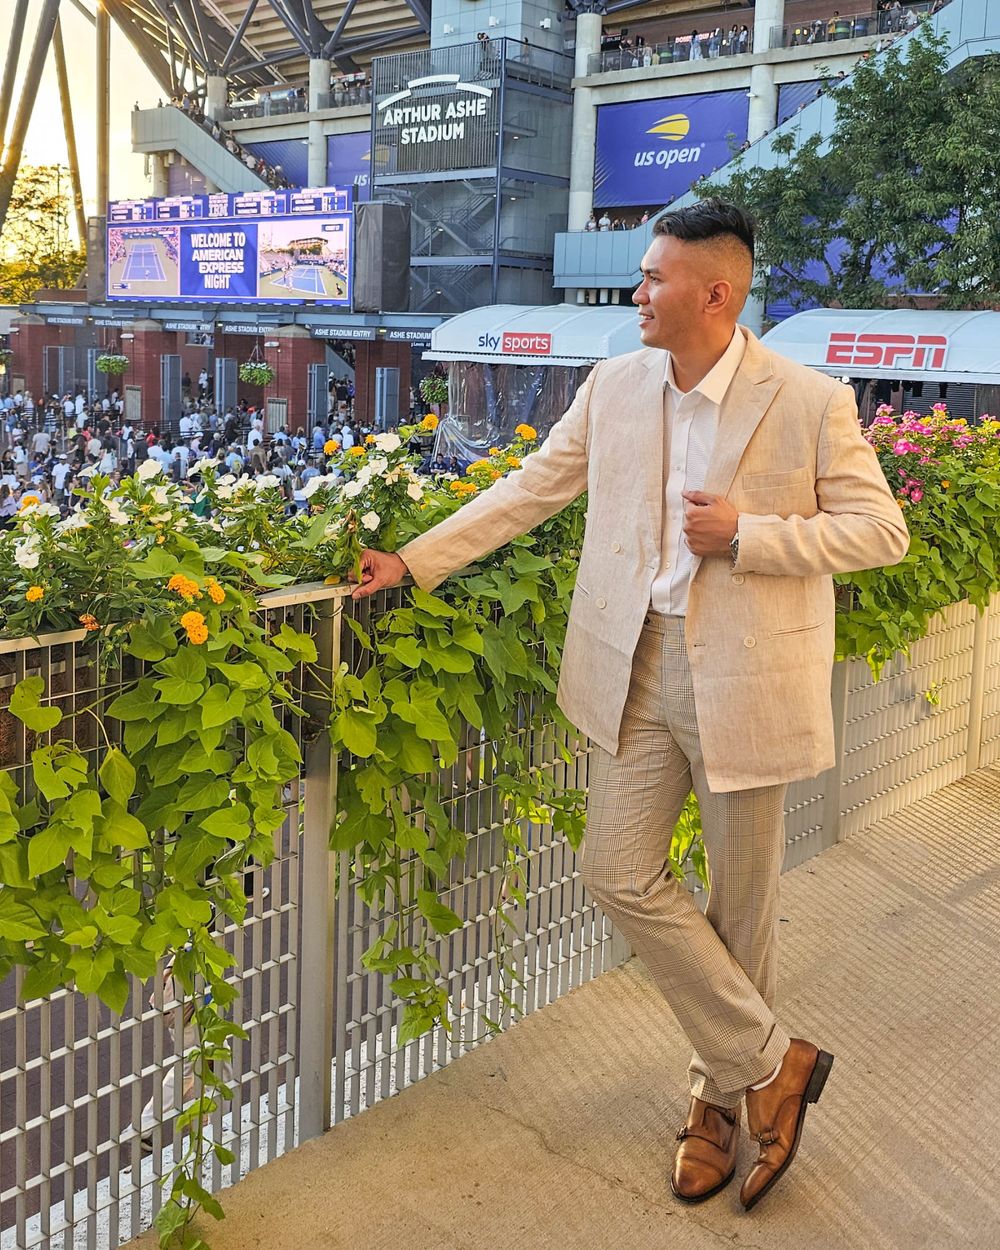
xmin=910 ymin=488 xmax=923 ymax=502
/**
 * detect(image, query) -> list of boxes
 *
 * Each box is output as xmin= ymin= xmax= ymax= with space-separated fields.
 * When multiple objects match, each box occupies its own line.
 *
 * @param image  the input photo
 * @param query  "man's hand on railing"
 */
xmin=349 ymin=549 xmax=410 ymax=600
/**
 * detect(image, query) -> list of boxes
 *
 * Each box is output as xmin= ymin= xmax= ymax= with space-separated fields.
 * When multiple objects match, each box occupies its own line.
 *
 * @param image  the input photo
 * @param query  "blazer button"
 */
xmin=611 ymin=542 xmax=621 ymax=553
xmin=732 ymin=573 xmax=745 ymax=586
xmin=597 ymin=597 xmax=607 ymax=609
xmin=743 ymin=636 xmax=756 ymax=648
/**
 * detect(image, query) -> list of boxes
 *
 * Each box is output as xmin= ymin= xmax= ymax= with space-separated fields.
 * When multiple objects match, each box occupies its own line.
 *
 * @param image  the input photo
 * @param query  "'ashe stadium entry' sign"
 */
xmin=105 ymin=188 xmax=352 ymax=306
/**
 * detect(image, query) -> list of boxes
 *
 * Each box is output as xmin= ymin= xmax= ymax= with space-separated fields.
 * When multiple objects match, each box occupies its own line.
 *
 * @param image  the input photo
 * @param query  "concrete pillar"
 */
xmin=307 ymin=118 xmax=325 ymax=188
xmin=567 ymin=11 xmax=603 ymax=232
xmin=205 ymin=74 xmax=227 ymax=122
xmin=150 ymin=153 xmax=168 ymax=197
xmin=308 ymin=57 xmax=330 ymax=110
xmin=748 ymin=0 xmax=782 ymax=142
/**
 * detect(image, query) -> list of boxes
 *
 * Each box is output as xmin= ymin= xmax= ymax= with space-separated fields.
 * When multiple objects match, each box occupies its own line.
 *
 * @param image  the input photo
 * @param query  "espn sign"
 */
xmin=501 ymin=331 xmax=552 ymax=355
xmin=825 ymin=332 xmax=948 ymax=370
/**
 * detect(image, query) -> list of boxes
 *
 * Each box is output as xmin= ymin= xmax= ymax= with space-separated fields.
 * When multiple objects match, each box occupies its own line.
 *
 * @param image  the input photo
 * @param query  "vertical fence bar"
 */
xmin=965 ymin=605 xmax=990 ymax=775
xmin=296 ymin=598 xmax=341 ymax=1141
xmin=827 ymin=660 xmax=849 ymax=842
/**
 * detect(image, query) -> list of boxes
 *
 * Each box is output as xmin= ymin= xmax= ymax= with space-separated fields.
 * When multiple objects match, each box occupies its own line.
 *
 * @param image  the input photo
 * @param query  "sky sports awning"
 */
xmin=425 ymin=303 xmax=643 ymax=366
xmin=760 ymin=309 xmax=1000 ymax=384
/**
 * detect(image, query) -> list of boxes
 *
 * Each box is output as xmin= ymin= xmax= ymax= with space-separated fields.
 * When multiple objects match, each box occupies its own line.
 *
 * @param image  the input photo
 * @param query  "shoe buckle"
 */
xmin=754 ymin=1127 xmax=779 ymax=1147
xmin=675 ymin=1127 xmax=688 ymax=1142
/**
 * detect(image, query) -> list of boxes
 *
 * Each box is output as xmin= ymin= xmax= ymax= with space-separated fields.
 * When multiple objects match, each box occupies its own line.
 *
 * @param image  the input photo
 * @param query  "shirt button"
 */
xmin=743 ymin=636 xmax=756 ymax=648
xmin=732 ymin=574 xmax=744 ymax=585
xmin=611 ymin=541 xmax=621 ymax=553
xmin=597 ymin=597 xmax=607 ymax=609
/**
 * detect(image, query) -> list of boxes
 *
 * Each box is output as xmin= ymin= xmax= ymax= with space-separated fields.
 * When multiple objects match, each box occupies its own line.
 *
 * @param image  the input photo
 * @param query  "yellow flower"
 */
xmin=156 ymin=534 xmax=166 ymax=544
xmin=167 ymin=574 xmax=202 ymax=601
xmin=489 ymin=468 xmax=502 ymax=480
xmin=18 ymin=494 xmax=41 ymax=511
xmin=421 ymin=413 xmax=439 ymax=431
xmin=347 ymin=445 xmax=366 ymax=457
xmin=467 ymin=459 xmax=490 ymax=472
xmin=206 ymin=579 xmax=226 ymax=605
xmin=514 ymin=424 xmax=537 ymax=441
xmin=365 ymin=434 xmax=376 ymax=444
xmin=940 ymin=480 xmax=950 ymax=489
xmin=489 ymin=447 xmax=502 ymax=456
xmin=25 ymin=585 xmax=44 ymax=602
xmin=449 ymin=480 xmax=465 ymax=493
xmin=324 ymin=439 xmax=340 ymax=455
xmin=79 ymin=613 xmax=100 ymax=631
xmin=180 ymin=610 xmax=205 ymax=631
xmin=506 ymin=455 xmax=522 ymax=469
xmin=188 ymin=624 xmax=208 ymax=644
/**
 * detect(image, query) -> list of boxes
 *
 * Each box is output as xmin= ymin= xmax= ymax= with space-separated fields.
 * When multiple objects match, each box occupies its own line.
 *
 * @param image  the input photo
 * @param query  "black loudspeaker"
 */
xmin=352 ymin=202 xmax=411 ymax=312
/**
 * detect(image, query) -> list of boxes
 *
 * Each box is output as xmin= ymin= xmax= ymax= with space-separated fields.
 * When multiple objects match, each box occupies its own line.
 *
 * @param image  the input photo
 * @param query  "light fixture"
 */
xmin=264 ymin=339 xmax=280 ymax=347
xmin=442 ymin=23 xmax=454 ymax=34
xmin=488 ymin=17 xmax=500 ymax=27
xmin=539 ymin=18 xmax=552 ymax=29
xmin=120 ymin=332 xmax=134 ymax=340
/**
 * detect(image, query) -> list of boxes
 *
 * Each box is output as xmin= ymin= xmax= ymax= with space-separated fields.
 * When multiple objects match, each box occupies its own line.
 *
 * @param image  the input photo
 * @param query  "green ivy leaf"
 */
xmin=0 ymin=894 xmax=46 ymax=940
xmin=199 ymin=804 xmax=251 ymax=842
xmin=201 ymin=683 xmax=245 ymax=729
xmin=410 ymin=587 xmax=457 ymax=618
xmin=9 ymin=677 xmax=62 ymax=732
xmin=416 ymin=889 xmax=463 ymax=935
xmin=106 ymin=679 xmax=161 ymax=722
xmin=334 ymin=706 xmax=379 ymax=757
xmin=99 ymin=750 xmax=136 ymax=807
xmin=98 ymin=800 xmax=150 ymax=851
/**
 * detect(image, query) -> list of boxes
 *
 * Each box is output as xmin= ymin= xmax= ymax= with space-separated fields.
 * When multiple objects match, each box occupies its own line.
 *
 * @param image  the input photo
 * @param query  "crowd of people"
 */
xmin=145 ymin=95 xmax=293 ymax=192
xmin=0 ymin=381 xmax=462 ymax=530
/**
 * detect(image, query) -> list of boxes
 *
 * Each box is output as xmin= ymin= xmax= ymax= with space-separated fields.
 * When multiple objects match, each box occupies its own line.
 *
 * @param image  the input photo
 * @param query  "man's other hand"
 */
xmin=349 ymin=549 xmax=410 ymax=600
xmin=682 ymin=491 xmax=739 ymax=557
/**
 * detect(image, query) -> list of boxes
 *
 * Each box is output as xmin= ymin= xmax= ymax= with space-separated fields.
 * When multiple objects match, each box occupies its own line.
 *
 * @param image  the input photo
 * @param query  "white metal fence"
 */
xmin=3 ymin=586 xmax=999 ymax=1249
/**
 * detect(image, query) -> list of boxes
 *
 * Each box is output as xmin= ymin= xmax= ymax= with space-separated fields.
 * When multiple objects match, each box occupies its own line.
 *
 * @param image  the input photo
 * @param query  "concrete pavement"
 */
xmin=126 ymin=767 xmax=1000 ymax=1250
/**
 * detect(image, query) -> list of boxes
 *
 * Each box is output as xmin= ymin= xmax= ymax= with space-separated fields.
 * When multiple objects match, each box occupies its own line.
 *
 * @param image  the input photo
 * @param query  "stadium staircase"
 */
xmin=131 ymin=106 xmax=271 ymax=195
xmin=553 ymin=0 xmax=1000 ymax=291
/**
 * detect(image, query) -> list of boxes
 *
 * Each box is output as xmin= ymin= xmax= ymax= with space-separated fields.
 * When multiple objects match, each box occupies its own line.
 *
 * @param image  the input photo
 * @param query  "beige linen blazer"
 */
xmin=399 ymin=328 xmax=910 ymax=792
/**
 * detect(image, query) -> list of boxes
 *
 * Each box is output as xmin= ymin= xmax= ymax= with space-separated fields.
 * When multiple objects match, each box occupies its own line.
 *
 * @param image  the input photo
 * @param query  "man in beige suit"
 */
xmin=352 ymin=200 xmax=909 ymax=1210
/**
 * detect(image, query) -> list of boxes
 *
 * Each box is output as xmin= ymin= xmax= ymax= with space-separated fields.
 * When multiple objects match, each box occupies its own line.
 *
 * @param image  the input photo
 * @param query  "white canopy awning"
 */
xmin=761 ymin=308 xmax=1000 ymax=384
xmin=425 ymin=303 xmax=642 ymax=366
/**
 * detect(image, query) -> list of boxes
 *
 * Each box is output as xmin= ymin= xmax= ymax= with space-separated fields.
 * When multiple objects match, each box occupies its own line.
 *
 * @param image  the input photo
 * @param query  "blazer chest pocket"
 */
xmin=741 ymin=466 xmax=810 ymax=492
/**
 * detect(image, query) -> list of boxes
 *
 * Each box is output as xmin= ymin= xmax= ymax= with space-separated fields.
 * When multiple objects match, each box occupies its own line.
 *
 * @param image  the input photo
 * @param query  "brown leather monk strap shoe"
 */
xmin=670 ymin=1096 xmax=742 ymax=1203
xmin=740 ymin=1038 xmax=834 ymax=1211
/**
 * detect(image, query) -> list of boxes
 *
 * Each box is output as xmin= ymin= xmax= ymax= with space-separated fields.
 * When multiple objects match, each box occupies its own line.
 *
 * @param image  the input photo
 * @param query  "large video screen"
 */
xmin=105 ymin=188 xmax=352 ymax=306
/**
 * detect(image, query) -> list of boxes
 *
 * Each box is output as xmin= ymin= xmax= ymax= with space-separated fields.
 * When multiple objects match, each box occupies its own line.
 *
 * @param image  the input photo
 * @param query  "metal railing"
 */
xmin=0 ymin=582 xmax=627 ymax=1250
xmin=586 ymin=3 xmax=936 ymax=73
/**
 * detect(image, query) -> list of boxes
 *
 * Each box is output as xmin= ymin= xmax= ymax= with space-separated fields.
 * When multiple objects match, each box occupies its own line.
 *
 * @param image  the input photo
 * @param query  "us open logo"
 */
xmin=825 ymin=333 xmax=949 ymax=370
xmin=634 ymin=114 xmax=705 ymax=170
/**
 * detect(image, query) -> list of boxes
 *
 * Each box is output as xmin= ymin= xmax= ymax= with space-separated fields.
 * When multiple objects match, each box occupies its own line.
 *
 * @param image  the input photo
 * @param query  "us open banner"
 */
xmin=593 ymin=91 xmax=749 ymax=210
xmin=106 ymin=189 xmax=352 ymax=306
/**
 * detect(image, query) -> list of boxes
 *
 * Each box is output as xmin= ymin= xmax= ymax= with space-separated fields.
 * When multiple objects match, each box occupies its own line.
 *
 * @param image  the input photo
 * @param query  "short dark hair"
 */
xmin=652 ymin=198 xmax=756 ymax=263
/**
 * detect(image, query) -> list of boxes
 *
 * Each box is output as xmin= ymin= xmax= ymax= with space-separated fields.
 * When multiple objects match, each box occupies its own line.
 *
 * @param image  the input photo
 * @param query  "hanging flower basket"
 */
xmin=238 ymin=361 xmax=275 ymax=386
xmin=95 ymin=354 xmax=129 ymax=376
xmin=419 ymin=374 xmax=448 ymax=407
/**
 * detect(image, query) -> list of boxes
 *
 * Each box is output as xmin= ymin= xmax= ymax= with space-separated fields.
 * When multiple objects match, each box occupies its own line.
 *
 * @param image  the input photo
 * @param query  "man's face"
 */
xmin=632 ymin=234 xmax=709 ymax=353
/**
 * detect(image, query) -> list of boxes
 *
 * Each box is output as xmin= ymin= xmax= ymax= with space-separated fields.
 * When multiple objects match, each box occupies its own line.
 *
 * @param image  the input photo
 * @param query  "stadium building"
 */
xmin=5 ymin=0 xmax=997 ymax=436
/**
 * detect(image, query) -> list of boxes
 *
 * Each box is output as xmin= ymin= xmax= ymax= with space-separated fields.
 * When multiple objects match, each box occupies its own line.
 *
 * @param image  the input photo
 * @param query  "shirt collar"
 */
xmin=663 ymin=325 xmax=747 ymax=406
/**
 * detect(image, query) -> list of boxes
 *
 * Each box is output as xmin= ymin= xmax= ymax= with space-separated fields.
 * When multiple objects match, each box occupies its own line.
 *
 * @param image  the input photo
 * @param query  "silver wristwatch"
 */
xmin=730 ymin=532 xmax=740 ymax=565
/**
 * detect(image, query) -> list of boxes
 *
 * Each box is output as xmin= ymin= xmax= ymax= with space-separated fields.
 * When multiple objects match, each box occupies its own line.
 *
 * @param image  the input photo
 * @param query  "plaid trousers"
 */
xmin=581 ymin=612 xmax=792 ymax=1107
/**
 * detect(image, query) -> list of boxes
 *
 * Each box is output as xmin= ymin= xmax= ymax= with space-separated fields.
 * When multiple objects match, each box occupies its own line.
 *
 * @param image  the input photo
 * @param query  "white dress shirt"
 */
xmin=650 ymin=326 xmax=746 ymax=616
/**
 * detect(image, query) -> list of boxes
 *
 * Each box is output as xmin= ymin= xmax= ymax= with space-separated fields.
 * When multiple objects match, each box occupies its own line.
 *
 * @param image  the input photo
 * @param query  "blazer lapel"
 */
xmin=703 ymin=331 xmax=784 ymax=498
xmin=627 ymin=350 xmax=668 ymax=549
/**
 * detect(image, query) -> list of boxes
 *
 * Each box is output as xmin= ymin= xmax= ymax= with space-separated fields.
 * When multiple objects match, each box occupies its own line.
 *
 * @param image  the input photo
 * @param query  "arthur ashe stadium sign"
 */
xmin=375 ymin=74 xmax=498 ymax=173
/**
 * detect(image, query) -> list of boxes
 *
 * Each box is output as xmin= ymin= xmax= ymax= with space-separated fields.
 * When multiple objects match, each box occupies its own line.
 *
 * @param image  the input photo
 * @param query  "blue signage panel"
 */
xmin=106 ymin=191 xmax=352 ymax=306
xmin=327 ymin=132 xmax=371 ymax=203
xmin=593 ymin=91 xmax=749 ymax=210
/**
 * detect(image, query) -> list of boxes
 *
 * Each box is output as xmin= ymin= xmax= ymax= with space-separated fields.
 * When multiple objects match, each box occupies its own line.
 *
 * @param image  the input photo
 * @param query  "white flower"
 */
xmin=151 ymin=485 xmax=172 ymax=506
xmin=105 ymin=497 xmax=129 ymax=526
xmin=150 ymin=511 xmax=171 ymax=523
xmin=373 ymin=432 xmax=401 ymax=453
xmin=354 ymin=465 xmax=373 ymax=487
xmin=323 ymin=520 xmax=342 ymax=538
xmin=189 ymin=457 xmax=216 ymax=477
xmin=360 ymin=511 xmax=380 ymax=531
xmin=137 ymin=459 xmax=162 ymax=481
xmin=25 ymin=502 xmax=59 ymax=518
xmin=77 ymin=464 xmax=97 ymax=479
xmin=217 ymin=473 xmax=236 ymax=486
xmin=13 ymin=540 xmax=40 ymax=569
xmin=342 ymin=478 xmax=364 ymax=499
xmin=57 ymin=511 xmax=89 ymax=533
xmin=368 ymin=456 xmax=389 ymax=476
xmin=255 ymin=474 xmax=280 ymax=491
xmin=302 ymin=474 xmax=330 ymax=498
xmin=406 ymin=481 xmax=424 ymax=501
xmin=215 ymin=483 xmax=234 ymax=500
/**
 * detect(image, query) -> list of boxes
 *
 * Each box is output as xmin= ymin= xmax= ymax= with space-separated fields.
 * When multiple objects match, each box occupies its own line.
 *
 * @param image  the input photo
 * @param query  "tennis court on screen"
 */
xmin=121 ymin=242 xmax=167 ymax=283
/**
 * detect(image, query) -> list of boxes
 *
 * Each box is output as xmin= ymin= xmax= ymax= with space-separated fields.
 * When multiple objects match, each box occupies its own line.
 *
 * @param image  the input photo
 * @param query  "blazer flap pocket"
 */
xmin=741 ymin=466 xmax=810 ymax=491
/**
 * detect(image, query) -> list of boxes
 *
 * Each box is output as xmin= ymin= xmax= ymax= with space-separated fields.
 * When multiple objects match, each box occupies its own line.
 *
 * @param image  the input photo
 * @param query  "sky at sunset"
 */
xmin=15 ymin=2 xmax=168 ymax=236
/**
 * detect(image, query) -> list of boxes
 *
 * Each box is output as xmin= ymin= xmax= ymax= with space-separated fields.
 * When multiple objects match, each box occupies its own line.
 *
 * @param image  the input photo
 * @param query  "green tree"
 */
xmin=702 ymin=23 xmax=1000 ymax=311
xmin=0 ymin=164 xmax=86 ymax=303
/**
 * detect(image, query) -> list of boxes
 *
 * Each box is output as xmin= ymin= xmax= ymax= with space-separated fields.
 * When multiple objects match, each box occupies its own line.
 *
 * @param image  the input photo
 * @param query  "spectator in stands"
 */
xmin=738 ymin=24 xmax=750 ymax=52
xmin=690 ymin=30 xmax=704 ymax=60
xmin=598 ymin=210 xmax=611 ymax=231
